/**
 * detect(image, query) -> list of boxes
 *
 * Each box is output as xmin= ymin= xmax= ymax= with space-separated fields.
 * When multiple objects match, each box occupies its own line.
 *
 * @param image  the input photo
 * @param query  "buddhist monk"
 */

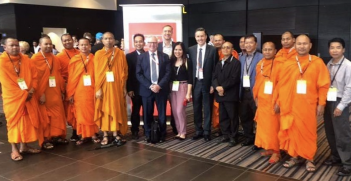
xmin=253 ymin=42 xmax=284 ymax=164
xmin=0 ymin=38 xmax=41 ymax=161
xmin=66 ymin=38 xmax=100 ymax=145
xmin=32 ymin=37 xmax=67 ymax=149
xmin=94 ymin=32 xmax=128 ymax=146
xmin=238 ymin=36 xmax=246 ymax=58
xmin=277 ymin=35 xmax=330 ymax=172
xmin=212 ymin=34 xmax=239 ymax=136
xmin=276 ymin=31 xmax=297 ymax=60
xmin=56 ymin=33 xmax=80 ymax=142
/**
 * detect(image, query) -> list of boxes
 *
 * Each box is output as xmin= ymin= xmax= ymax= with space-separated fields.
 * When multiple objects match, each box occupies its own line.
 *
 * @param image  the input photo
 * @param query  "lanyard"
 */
xmin=330 ymin=56 xmax=345 ymax=86
xmin=288 ymin=47 xmax=295 ymax=53
xmin=7 ymin=53 xmax=21 ymax=77
xmin=245 ymin=52 xmax=256 ymax=74
xmin=296 ymin=55 xmax=311 ymax=77
xmin=41 ymin=51 xmax=53 ymax=74
xmin=80 ymin=55 xmax=89 ymax=73
xmin=106 ymin=48 xmax=115 ymax=71
xmin=222 ymin=56 xmax=234 ymax=68
xmin=65 ymin=49 xmax=77 ymax=59
xmin=260 ymin=58 xmax=274 ymax=79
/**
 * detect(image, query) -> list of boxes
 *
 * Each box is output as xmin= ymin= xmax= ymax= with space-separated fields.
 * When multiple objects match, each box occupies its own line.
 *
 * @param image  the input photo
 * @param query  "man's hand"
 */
xmin=128 ymin=91 xmax=135 ymax=98
xmin=274 ymin=104 xmax=280 ymax=114
xmin=39 ymin=94 xmax=46 ymax=104
xmin=123 ymin=89 xmax=127 ymax=97
xmin=333 ymin=108 xmax=342 ymax=117
xmin=96 ymin=89 xmax=102 ymax=99
xmin=216 ymin=86 xmax=224 ymax=94
xmin=317 ymin=105 xmax=325 ymax=116
xmin=151 ymin=84 xmax=161 ymax=93
xmin=26 ymin=88 xmax=35 ymax=101
xmin=255 ymin=98 xmax=258 ymax=107
xmin=69 ymin=97 xmax=74 ymax=104
xmin=210 ymin=86 xmax=214 ymax=94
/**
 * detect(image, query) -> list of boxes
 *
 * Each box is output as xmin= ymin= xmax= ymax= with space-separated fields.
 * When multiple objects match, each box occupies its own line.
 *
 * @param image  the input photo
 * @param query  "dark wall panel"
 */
xmin=248 ymin=0 xmax=318 ymax=10
xmin=0 ymin=4 xmax=17 ymax=38
xmin=188 ymin=0 xmax=246 ymax=13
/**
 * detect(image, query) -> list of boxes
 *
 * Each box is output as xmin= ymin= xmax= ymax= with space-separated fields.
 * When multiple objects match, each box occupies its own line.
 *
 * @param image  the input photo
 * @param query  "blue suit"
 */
xmin=239 ymin=51 xmax=263 ymax=141
xmin=136 ymin=51 xmax=171 ymax=138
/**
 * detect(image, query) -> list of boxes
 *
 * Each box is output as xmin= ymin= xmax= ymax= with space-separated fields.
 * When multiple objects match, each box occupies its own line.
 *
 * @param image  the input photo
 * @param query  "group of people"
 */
xmin=0 ymin=24 xmax=350 ymax=177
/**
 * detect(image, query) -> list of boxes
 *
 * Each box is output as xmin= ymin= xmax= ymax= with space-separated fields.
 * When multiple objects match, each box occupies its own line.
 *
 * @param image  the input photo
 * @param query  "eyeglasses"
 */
xmin=148 ymin=42 xmax=157 ymax=44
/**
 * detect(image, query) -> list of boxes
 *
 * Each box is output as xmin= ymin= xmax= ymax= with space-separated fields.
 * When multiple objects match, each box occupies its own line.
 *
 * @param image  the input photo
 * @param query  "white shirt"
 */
xmin=34 ymin=46 xmax=40 ymax=53
xmin=149 ymin=51 xmax=159 ymax=84
xmin=163 ymin=42 xmax=172 ymax=58
xmin=196 ymin=44 xmax=206 ymax=78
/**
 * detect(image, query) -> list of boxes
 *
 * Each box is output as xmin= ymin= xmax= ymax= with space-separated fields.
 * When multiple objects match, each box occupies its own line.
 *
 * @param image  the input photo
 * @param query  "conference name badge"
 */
xmin=106 ymin=71 xmax=114 ymax=82
xmin=172 ymin=81 xmax=180 ymax=91
xmin=243 ymin=75 xmax=250 ymax=87
xmin=327 ymin=87 xmax=337 ymax=101
xmin=83 ymin=75 xmax=91 ymax=86
xmin=296 ymin=80 xmax=306 ymax=94
xmin=198 ymin=68 xmax=204 ymax=79
xmin=17 ymin=78 xmax=28 ymax=90
xmin=264 ymin=81 xmax=273 ymax=94
xmin=49 ymin=76 xmax=56 ymax=87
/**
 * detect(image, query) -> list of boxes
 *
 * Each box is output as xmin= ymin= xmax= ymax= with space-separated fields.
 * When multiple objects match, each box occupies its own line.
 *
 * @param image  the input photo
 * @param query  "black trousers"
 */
xmin=219 ymin=101 xmax=239 ymax=138
xmin=142 ymin=93 xmax=167 ymax=138
xmin=324 ymin=99 xmax=351 ymax=169
xmin=193 ymin=80 xmax=214 ymax=135
xmin=130 ymin=94 xmax=142 ymax=133
xmin=240 ymin=90 xmax=256 ymax=140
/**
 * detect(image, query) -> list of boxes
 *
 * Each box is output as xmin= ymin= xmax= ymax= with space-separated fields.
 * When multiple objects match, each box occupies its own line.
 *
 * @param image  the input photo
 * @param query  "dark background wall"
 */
xmin=0 ymin=0 xmax=350 ymax=60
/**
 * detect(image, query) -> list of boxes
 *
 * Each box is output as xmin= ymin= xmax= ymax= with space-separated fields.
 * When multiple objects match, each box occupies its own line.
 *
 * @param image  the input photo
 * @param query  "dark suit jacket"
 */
xmin=91 ymin=43 xmax=104 ymax=55
xmin=188 ymin=44 xmax=219 ymax=91
xmin=136 ymin=51 xmax=171 ymax=97
xmin=157 ymin=41 xmax=176 ymax=53
xmin=239 ymin=51 xmax=263 ymax=98
xmin=212 ymin=56 xmax=241 ymax=102
xmin=126 ymin=50 xmax=142 ymax=95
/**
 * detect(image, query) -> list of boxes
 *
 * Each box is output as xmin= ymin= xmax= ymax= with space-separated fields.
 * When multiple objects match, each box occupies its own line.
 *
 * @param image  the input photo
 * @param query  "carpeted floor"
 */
xmin=137 ymin=104 xmax=351 ymax=181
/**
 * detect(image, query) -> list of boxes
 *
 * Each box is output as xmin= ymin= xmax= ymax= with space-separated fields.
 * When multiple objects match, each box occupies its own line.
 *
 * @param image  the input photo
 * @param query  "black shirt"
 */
xmin=172 ymin=60 xmax=193 ymax=84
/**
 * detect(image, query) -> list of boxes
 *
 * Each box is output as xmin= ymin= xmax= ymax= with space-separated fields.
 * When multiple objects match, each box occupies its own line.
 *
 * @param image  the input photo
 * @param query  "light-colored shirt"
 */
xmin=149 ymin=51 xmax=159 ymax=84
xmin=327 ymin=56 xmax=351 ymax=111
xmin=196 ymin=44 xmax=206 ymax=78
xmin=162 ymin=42 xmax=172 ymax=58
xmin=34 ymin=46 xmax=40 ymax=53
xmin=244 ymin=50 xmax=256 ymax=75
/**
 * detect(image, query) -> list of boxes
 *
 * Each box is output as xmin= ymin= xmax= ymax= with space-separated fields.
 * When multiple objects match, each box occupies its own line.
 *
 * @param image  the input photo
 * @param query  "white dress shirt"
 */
xmin=196 ymin=44 xmax=206 ymax=78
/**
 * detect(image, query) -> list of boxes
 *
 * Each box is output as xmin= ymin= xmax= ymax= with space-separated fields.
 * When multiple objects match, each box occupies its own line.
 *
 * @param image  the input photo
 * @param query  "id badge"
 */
xmin=106 ymin=71 xmax=114 ymax=82
xmin=243 ymin=75 xmax=250 ymax=87
xmin=264 ymin=81 xmax=273 ymax=94
xmin=327 ymin=87 xmax=337 ymax=101
xmin=198 ymin=68 xmax=204 ymax=79
xmin=49 ymin=76 xmax=56 ymax=87
xmin=83 ymin=75 xmax=91 ymax=86
xmin=172 ymin=81 xmax=180 ymax=91
xmin=296 ymin=80 xmax=306 ymax=94
xmin=17 ymin=78 xmax=28 ymax=90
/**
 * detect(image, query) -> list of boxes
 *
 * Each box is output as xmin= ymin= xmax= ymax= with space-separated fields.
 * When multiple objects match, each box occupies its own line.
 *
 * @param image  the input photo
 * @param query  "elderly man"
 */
xmin=0 ymin=38 xmax=41 ymax=161
xmin=278 ymin=34 xmax=330 ymax=172
xmin=323 ymin=38 xmax=351 ymax=176
xmin=94 ymin=32 xmax=128 ymax=146
xmin=213 ymin=42 xmax=241 ymax=147
xmin=137 ymin=36 xmax=171 ymax=143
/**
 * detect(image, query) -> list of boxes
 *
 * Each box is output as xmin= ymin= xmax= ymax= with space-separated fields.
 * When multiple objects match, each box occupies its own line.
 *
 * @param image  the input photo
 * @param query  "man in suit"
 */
xmin=239 ymin=34 xmax=263 ymax=147
xmin=126 ymin=33 xmax=145 ymax=140
xmin=213 ymin=42 xmax=241 ymax=147
xmin=189 ymin=27 xmax=219 ymax=141
xmin=136 ymin=36 xmax=171 ymax=143
xmin=157 ymin=25 xmax=178 ymax=135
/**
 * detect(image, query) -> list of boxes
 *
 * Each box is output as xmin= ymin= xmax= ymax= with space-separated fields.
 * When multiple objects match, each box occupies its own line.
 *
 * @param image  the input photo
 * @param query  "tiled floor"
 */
xmin=0 ymin=123 xmax=300 ymax=181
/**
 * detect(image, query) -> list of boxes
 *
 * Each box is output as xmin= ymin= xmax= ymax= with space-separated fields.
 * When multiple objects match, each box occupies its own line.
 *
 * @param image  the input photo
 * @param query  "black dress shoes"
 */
xmin=144 ymin=136 xmax=151 ymax=143
xmin=159 ymin=137 xmax=165 ymax=143
xmin=228 ymin=138 xmax=238 ymax=147
xmin=192 ymin=134 xmax=203 ymax=140
xmin=241 ymin=139 xmax=254 ymax=146
xmin=204 ymin=135 xmax=211 ymax=142
xmin=217 ymin=137 xmax=230 ymax=143
xmin=324 ymin=158 xmax=342 ymax=166
xmin=251 ymin=145 xmax=261 ymax=151
xmin=338 ymin=167 xmax=351 ymax=176
xmin=131 ymin=132 xmax=139 ymax=140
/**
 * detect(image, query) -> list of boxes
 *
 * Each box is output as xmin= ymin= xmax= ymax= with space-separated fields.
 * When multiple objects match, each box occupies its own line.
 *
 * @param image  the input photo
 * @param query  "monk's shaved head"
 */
xmin=79 ymin=38 xmax=91 ymax=54
xmin=295 ymin=34 xmax=312 ymax=56
xmin=222 ymin=41 xmax=233 ymax=48
xmin=4 ymin=38 xmax=20 ymax=56
xmin=214 ymin=34 xmax=225 ymax=49
xmin=39 ymin=37 xmax=53 ymax=53
xmin=39 ymin=37 xmax=51 ymax=44
xmin=282 ymin=31 xmax=294 ymax=38
xmin=102 ymin=32 xmax=115 ymax=49
xmin=281 ymin=31 xmax=295 ymax=48
xmin=262 ymin=41 xmax=276 ymax=60
xmin=5 ymin=38 xmax=18 ymax=45
xmin=221 ymin=42 xmax=233 ymax=58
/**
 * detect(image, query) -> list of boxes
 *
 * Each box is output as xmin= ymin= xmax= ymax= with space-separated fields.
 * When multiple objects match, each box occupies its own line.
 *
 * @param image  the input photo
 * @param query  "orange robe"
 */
xmin=212 ymin=50 xmax=239 ymax=128
xmin=56 ymin=49 xmax=80 ymax=81
xmin=0 ymin=52 xmax=41 ymax=144
xmin=94 ymin=48 xmax=128 ymax=134
xmin=276 ymin=47 xmax=297 ymax=60
xmin=66 ymin=53 xmax=99 ymax=138
xmin=277 ymin=54 xmax=330 ymax=160
xmin=32 ymin=52 xmax=67 ymax=139
xmin=253 ymin=57 xmax=284 ymax=151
